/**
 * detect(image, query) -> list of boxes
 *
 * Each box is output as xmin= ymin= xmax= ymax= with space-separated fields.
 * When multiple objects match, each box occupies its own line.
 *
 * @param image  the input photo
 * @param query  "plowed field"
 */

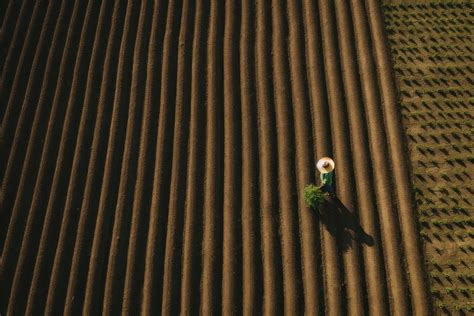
xmin=1 ymin=0 xmax=431 ymax=314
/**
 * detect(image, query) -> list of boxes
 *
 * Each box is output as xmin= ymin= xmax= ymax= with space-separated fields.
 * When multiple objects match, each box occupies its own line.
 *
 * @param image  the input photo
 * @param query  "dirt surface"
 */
xmin=383 ymin=1 xmax=474 ymax=314
xmin=1 ymin=0 xmax=431 ymax=314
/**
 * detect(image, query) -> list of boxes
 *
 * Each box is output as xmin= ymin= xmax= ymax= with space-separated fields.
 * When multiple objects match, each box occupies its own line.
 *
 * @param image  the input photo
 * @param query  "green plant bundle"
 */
xmin=303 ymin=184 xmax=325 ymax=209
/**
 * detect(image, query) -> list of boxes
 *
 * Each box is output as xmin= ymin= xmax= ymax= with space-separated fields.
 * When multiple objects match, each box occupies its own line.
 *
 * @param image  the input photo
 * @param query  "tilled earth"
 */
xmin=1 ymin=0 xmax=431 ymax=314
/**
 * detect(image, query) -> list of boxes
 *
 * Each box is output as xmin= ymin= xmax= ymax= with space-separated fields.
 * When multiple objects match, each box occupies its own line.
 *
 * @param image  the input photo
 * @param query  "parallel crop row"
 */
xmin=383 ymin=1 xmax=474 ymax=314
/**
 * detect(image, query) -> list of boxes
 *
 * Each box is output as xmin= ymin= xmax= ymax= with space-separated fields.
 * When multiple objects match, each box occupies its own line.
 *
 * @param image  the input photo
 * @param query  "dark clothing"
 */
xmin=320 ymin=171 xmax=335 ymax=196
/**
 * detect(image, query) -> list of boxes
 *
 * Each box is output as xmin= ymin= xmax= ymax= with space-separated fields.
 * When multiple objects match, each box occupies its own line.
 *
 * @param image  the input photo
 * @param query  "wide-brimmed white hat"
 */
xmin=317 ymin=157 xmax=335 ymax=173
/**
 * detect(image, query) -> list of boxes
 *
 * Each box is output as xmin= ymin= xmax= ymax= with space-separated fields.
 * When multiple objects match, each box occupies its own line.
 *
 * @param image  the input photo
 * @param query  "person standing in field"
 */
xmin=317 ymin=157 xmax=335 ymax=197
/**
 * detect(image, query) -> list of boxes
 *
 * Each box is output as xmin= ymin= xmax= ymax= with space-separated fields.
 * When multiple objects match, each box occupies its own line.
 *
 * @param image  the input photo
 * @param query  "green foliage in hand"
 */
xmin=303 ymin=184 xmax=325 ymax=209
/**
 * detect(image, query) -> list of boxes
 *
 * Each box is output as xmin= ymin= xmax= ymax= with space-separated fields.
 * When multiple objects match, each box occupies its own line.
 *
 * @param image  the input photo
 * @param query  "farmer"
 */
xmin=317 ymin=157 xmax=335 ymax=197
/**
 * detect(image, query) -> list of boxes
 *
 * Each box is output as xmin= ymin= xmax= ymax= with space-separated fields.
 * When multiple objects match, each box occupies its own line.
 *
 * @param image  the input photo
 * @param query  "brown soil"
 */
xmin=383 ymin=1 xmax=474 ymax=314
xmin=1 ymin=0 xmax=431 ymax=314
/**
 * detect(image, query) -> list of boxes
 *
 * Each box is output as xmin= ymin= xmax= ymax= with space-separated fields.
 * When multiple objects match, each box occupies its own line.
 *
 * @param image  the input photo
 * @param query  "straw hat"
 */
xmin=317 ymin=157 xmax=335 ymax=173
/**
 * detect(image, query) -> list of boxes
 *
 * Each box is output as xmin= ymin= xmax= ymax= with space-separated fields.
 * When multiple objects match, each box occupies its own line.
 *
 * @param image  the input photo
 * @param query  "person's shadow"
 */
xmin=318 ymin=195 xmax=374 ymax=252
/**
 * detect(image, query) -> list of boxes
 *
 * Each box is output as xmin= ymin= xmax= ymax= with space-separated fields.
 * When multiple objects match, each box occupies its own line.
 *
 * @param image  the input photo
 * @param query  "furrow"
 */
xmin=0 ymin=0 xmax=18 ymax=47
xmin=286 ymin=0 xmax=323 ymax=313
xmin=321 ymin=1 xmax=366 ymax=314
xmin=239 ymin=1 xmax=262 ymax=314
xmin=0 ymin=1 xmax=434 ymax=313
xmin=270 ymin=0 xmax=303 ymax=313
xmin=25 ymin=1 xmax=118 ymax=314
xmin=201 ymin=0 xmax=224 ymax=313
xmin=255 ymin=0 xmax=284 ymax=313
xmin=0 ymin=0 xmax=61 ymax=253
xmin=302 ymin=1 xmax=334 ymax=314
xmin=119 ymin=1 xmax=161 ymax=314
xmin=222 ymin=0 xmax=242 ymax=314
xmin=139 ymin=0 xmax=180 ymax=313
xmin=344 ymin=1 xmax=411 ymax=314
xmin=80 ymin=2 xmax=138 ymax=314
xmin=0 ymin=0 xmax=35 ymax=89
xmin=99 ymin=1 xmax=145 ymax=314
xmin=334 ymin=0 xmax=391 ymax=314
xmin=317 ymin=1 xmax=347 ymax=314
xmin=6 ymin=1 xmax=99 ymax=314
xmin=0 ymin=0 xmax=47 ymax=159
xmin=178 ymin=0 xmax=207 ymax=313
xmin=0 ymin=0 xmax=11 ymax=30
xmin=365 ymin=0 xmax=431 ymax=314
xmin=0 ymin=1 xmax=84 ymax=312
xmin=58 ymin=2 xmax=126 ymax=315
xmin=160 ymin=0 xmax=192 ymax=314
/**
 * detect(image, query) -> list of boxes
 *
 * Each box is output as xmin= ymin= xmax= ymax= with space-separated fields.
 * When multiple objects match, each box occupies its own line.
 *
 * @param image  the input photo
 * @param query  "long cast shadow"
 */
xmin=319 ymin=196 xmax=374 ymax=252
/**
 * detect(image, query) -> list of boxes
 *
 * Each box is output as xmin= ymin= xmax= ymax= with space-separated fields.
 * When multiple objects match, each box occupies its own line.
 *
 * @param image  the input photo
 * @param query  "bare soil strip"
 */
xmin=0 ymin=0 xmax=48 ymax=157
xmin=334 ymin=1 xmax=389 ymax=314
xmin=0 ymin=0 xmax=36 ymax=100
xmin=0 ymin=0 xmax=432 ymax=314
xmin=321 ymin=1 xmax=366 ymax=314
xmin=222 ymin=1 xmax=242 ymax=314
xmin=80 ymin=2 xmax=138 ymax=314
xmin=255 ymin=1 xmax=285 ymax=314
xmin=178 ymin=1 xmax=204 ymax=314
xmin=1 ymin=1 xmax=84 ymax=312
xmin=0 ymin=0 xmax=60 ymax=250
xmin=287 ymin=0 xmax=321 ymax=313
xmin=8 ymin=1 xmax=100 ymax=313
xmin=367 ymin=1 xmax=431 ymax=314
xmin=240 ymin=2 xmax=263 ymax=314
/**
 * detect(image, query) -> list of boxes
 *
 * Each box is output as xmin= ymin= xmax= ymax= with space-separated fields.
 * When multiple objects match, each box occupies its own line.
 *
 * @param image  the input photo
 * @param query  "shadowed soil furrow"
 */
xmin=255 ymin=0 xmax=284 ymax=313
xmin=340 ymin=0 xmax=390 ymax=314
xmin=323 ymin=1 xmax=367 ymax=314
xmin=0 ymin=1 xmax=87 ymax=313
xmin=160 ymin=0 xmax=193 ymax=314
xmin=302 ymin=2 xmax=339 ymax=313
xmin=201 ymin=1 xmax=225 ymax=314
xmin=6 ymin=1 xmax=100 ymax=314
xmin=80 ymin=2 xmax=140 ymax=314
xmin=0 ymin=0 xmax=431 ymax=314
xmin=100 ymin=1 xmax=150 ymax=315
xmin=318 ymin=1 xmax=349 ymax=314
xmin=222 ymin=0 xmax=243 ymax=314
xmin=0 ymin=1 xmax=24 ymax=73
xmin=0 ymin=1 xmax=21 ymax=62
xmin=0 ymin=0 xmax=9 ymax=30
xmin=140 ymin=0 xmax=181 ymax=313
xmin=0 ymin=0 xmax=61 ymax=253
xmin=344 ymin=0 xmax=411 ymax=311
xmin=286 ymin=0 xmax=323 ymax=312
xmin=0 ymin=0 xmax=75 ymax=255
xmin=52 ymin=2 xmax=126 ymax=315
xmin=178 ymin=1 xmax=207 ymax=313
xmin=0 ymin=0 xmax=36 ymax=95
xmin=271 ymin=0 xmax=304 ymax=313
xmin=25 ymin=1 xmax=117 ymax=314
xmin=0 ymin=0 xmax=48 ymax=160
xmin=365 ymin=1 xmax=431 ymax=314
xmin=239 ymin=1 xmax=263 ymax=314
xmin=124 ymin=1 xmax=168 ymax=314
xmin=119 ymin=1 xmax=156 ymax=314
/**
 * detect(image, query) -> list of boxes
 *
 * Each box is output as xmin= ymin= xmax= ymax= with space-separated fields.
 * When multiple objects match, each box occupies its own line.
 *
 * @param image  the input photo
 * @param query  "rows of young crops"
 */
xmin=383 ymin=1 xmax=474 ymax=314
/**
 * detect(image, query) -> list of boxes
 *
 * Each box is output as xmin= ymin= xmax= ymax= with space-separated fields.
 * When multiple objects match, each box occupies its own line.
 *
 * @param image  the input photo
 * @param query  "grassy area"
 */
xmin=383 ymin=1 xmax=473 ymax=314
